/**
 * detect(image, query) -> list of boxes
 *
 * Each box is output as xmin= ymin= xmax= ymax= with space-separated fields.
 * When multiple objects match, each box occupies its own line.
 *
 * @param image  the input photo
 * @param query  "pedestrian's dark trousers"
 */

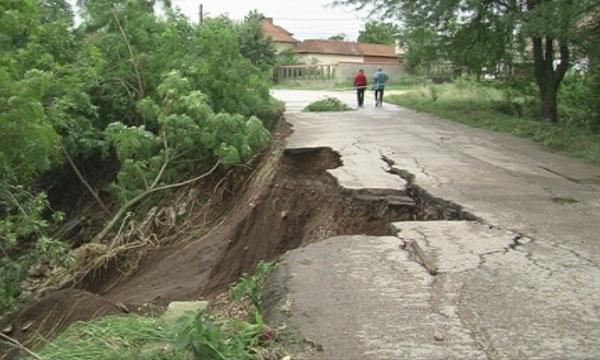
xmin=357 ymin=88 xmax=365 ymax=106
xmin=375 ymin=88 xmax=384 ymax=105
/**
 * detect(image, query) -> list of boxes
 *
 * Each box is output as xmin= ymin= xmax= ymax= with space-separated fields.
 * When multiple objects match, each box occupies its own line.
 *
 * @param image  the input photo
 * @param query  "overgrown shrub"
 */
xmin=0 ymin=1 xmax=281 ymax=314
xmin=303 ymin=97 xmax=352 ymax=112
xmin=0 ymin=187 xmax=72 ymax=313
xmin=255 ymin=98 xmax=286 ymax=131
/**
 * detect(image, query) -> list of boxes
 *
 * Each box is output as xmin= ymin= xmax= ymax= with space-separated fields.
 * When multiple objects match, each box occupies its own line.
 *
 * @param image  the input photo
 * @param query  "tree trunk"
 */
xmin=539 ymin=82 xmax=558 ymax=123
xmin=531 ymin=34 xmax=570 ymax=123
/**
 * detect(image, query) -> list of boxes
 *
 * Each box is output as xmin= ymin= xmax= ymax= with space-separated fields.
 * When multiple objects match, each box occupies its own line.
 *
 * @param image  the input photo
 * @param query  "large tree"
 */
xmin=338 ymin=0 xmax=597 ymax=122
xmin=237 ymin=10 xmax=277 ymax=71
xmin=358 ymin=21 xmax=398 ymax=45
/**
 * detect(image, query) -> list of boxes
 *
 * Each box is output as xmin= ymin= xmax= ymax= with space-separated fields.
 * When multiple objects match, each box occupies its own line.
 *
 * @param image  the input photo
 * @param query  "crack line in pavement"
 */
xmin=381 ymin=152 xmax=568 ymax=279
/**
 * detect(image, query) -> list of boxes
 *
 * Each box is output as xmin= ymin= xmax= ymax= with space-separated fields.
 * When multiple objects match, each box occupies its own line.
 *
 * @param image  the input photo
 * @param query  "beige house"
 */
xmin=295 ymin=39 xmax=400 ymax=65
xmin=261 ymin=18 xmax=299 ymax=53
xmin=263 ymin=18 xmax=404 ymax=83
xmin=261 ymin=18 xmax=400 ymax=66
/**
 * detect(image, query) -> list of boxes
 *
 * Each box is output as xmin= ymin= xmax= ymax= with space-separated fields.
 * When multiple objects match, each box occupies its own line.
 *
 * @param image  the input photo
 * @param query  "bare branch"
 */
xmin=0 ymin=332 xmax=44 ymax=360
xmin=92 ymin=161 xmax=221 ymax=244
xmin=111 ymin=8 xmax=144 ymax=98
xmin=149 ymin=132 xmax=170 ymax=190
xmin=61 ymin=146 xmax=111 ymax=217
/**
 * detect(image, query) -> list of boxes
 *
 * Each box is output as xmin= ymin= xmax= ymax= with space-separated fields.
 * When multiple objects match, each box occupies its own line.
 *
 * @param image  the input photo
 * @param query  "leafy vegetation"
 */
xmin=173 ymin=261 xmax=279 ymax=359
xmin=339 ymin=0 xmax=600 ymax=123
xmin=276 ymin=48 xmax=300 ymax=66
xmin=303 ymin=97 xmax=352 ymax=112
xmin=328 ymin=33 xmax=348 ymax=41
xmin=230 ymin=261 xmax=278 ymax=312
xmin=237 ymin=11 xmax=277 ymax=71
xmin=358 ymin=21 xmax=398 ymax=45
xmin=0 ymin=1 xmax=282 ymax=315
xmin=31 ymin=262 xmax=280 ymax=360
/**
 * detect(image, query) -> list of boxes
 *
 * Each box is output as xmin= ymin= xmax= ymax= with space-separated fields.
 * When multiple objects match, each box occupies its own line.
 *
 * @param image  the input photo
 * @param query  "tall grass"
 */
xmin=386 ymin=82 xmax=600 ymax=163
xmin=34 ymin=315 xmax=181 ymax=360
xmin=28 ymin=262 xmax=281 ymax=360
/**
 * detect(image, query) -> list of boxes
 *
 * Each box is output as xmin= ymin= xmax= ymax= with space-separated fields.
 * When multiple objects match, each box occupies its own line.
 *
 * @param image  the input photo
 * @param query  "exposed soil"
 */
xmin=1 ymin=290 xmax=124 ymax=359
xmin=98 ymin=136 xmax=416 ymax=305
xmin=1 ymin=120 xmax=478 ymax=358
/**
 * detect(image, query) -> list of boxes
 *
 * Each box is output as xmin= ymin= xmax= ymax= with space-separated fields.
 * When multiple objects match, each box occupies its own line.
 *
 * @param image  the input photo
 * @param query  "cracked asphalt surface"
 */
xmin=268 ymin=90 xmax=600 ymax=359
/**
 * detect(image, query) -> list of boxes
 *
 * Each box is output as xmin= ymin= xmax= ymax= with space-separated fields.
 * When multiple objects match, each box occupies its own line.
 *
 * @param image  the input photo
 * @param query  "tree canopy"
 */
xmin=358 ymin=21 xmax=398 ymax=45
xmin=338 ymin=0 xmax=600 ymax=122
xmin=328 ymin=33 xmax=348 ymax=41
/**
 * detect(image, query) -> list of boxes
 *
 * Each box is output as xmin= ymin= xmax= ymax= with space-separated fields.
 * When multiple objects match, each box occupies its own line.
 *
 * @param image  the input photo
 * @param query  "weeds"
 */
xmin=29 ymin=261 xmax=281 ymax=360
xmin=33 ymin=315 xmax=179 ymax=360
xmin=386 ymin=82 xmax=600 ymax=163
xmin=174 ymin=261 xmax=279 ymax=359
xmin=427 ymin=85 xmax=440 ymax=102
xmin=230 ymin=261 xmax=277 ymax=312
xmin=303 ymin=97 xmax=352 ymax=112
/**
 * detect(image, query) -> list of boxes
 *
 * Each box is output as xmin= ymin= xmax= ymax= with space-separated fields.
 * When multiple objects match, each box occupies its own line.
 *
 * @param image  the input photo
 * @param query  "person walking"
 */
xmin=353 ymin=69 xmax=367 ymax=107
xmin=373 ymin=67 xmax=389 ymax=107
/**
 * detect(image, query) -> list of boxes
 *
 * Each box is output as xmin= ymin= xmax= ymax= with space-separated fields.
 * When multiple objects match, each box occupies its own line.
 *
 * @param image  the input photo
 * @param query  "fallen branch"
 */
xmin=92 ymin=161 xmax=221 ymax=244
xmin=400 ymin=238 xmax=438 ymax=275
xmin=0 ymin=332 xmax=44 ymax=360
xmin=61 ymin=146 xmax=111 ymax=216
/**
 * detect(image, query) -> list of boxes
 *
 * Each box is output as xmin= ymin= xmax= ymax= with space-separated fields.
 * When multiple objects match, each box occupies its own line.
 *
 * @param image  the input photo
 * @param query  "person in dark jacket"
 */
xmin=372 ymin=67 xmax=389 ymax=107
xmin=353 ymin=69 xmax=367 ymax=107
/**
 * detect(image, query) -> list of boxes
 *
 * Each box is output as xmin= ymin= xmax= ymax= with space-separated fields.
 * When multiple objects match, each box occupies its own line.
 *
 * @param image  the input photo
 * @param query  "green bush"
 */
xmin=0 ymin=0 xmax=281 ymax=314
xmin=255 ymin=97 xmax=286 ymax=130
xmin=303 ymin=97 xmax=352 ymax=112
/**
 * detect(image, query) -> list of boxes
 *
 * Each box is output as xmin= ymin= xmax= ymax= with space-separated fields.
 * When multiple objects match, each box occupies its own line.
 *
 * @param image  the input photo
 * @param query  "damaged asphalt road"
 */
xmin=267 ymin=90 xmax=600 ymax=360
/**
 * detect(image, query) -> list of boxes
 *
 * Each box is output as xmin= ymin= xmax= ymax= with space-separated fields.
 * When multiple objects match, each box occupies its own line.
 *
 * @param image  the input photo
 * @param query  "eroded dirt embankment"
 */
xmin=2 ymin=121 xmax=475 ymax=357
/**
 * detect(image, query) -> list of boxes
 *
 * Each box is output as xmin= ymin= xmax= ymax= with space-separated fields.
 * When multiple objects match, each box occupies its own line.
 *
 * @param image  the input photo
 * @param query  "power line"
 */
xmin=275 ymin=18 xmax=362 ymax=21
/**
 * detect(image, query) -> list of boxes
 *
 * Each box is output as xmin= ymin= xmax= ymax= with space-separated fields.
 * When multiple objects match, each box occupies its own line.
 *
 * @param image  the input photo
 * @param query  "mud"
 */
xmin=1 ymin=290 xmax=124 ymax=359
xmin=101 ymin=144 xmax=416 ymax=305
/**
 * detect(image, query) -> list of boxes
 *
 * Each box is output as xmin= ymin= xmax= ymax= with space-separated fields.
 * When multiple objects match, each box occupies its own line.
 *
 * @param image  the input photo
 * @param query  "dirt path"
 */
xmin=265 ymin=90 xmax=600 ymax=359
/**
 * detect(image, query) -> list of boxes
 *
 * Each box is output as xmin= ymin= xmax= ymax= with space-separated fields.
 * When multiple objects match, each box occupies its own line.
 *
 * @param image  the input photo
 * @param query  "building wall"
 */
xmin=336 ymin=62 xmax=406 ymax=82
xmin=298 ymin=53 xmax=364 ymax=65
xmin=274 ymin=42 xmax=296 ymax=53
xmin=363 ymin=56 xmax=399 ymax=64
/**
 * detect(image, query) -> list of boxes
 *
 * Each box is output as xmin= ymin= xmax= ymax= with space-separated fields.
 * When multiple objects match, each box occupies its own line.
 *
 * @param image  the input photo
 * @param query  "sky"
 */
xmin=68 ymin=0 xmax=377 ymax=41
xmin=170 ymin=0 xmax=371 ymax=41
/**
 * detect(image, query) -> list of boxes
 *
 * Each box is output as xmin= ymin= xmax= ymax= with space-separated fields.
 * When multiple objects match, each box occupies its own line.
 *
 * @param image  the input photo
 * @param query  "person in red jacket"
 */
xmin=353 ymin=69 xmax=367 ymax=107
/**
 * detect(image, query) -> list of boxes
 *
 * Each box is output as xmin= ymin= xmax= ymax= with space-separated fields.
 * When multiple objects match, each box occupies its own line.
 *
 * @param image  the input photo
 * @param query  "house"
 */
xmin=261 ymin=18 xmax=401 ymax=65
xmin=295 ymin=39 xmax=400 ymax=65
xmin=261 ymin=18 xmax=299 ymax=53
xmin=262 ymin=18 xmax=405 ymax=83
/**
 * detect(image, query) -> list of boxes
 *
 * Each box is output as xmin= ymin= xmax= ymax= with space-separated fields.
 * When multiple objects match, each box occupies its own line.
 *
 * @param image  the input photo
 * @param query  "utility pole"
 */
xmin=199 ymin=3 xmax=203 ymax=25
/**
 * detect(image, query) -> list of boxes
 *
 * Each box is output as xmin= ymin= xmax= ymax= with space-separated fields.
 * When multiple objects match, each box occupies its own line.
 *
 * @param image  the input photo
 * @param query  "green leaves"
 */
xmin=230 ymin=261 xmax=278 ymax=311
xmin=237 ymin=11 xmax=277 ymax=71
xmin=358 ymin=21 xmax=398 ymax=45
xmin=0 ymin=186 xmax=71 ymax=313
xmin=0 ymin=69 xmax=59 ymax=182
xmin=303 ymin=97 xmax=352 ymax=112
xmin=104 ymin=122 xmax=159 ymax=162
xmin=107 ymin=71 xmax=271 ymax=203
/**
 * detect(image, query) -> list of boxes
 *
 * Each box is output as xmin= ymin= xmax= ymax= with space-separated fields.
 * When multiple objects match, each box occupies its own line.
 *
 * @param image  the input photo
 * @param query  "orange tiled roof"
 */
xmin=295 ymin=39 xmax=398 ymax=58
xmin=357 ymin=43 xmax=398 ymax=57
xmin=261 ymin=19 xmax=299 ymax=44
